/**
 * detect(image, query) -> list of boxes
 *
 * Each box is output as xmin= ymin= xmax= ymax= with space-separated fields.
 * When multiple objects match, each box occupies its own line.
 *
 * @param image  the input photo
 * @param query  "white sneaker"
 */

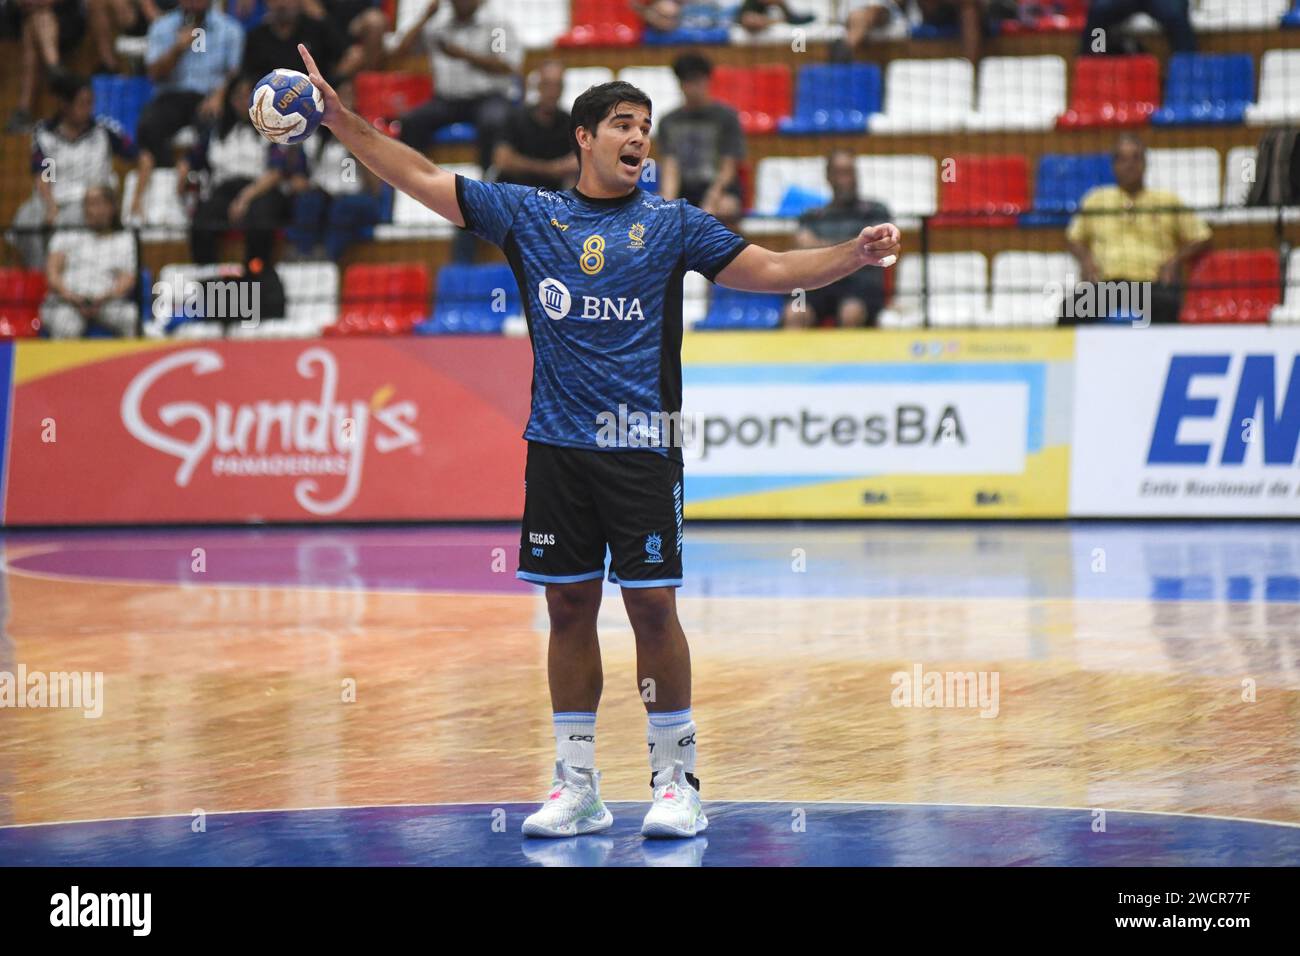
xmin=521 ymin=759 xmax=614 ymax=838
xmin=641 ymin=760 xmax=707 ymax=839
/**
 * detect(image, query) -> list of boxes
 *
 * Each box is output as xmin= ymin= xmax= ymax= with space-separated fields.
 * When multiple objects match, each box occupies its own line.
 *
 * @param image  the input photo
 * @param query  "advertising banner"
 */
xmin=4 ymin=338 xmax=533 ymax=524
xmin=1071 ymin=328 xmax=1300 ymax=517
xmin=680 ymin=330 xmax=1073 ymax=518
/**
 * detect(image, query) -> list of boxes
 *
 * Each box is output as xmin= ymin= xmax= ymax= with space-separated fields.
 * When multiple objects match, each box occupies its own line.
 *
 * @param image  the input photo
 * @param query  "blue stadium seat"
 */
xmin=644 ymin=3 xmax=731 ymax=44
xmin=695 ymin=287 xmax=784 ymax=330
xmin=1151 ymin=54 xmax=1254 ymax=127
xmin=416 ymin=263 xmax=519 ymax=335
xmin=1286 ymin=0 xmax=1300 ymax=27
xmin=776 ymin=185 xmax=828 ymax=217
xmin=432 ymin=123 xmax=476 ymax=144
xmin=1020 ymin=153 xmax=1114 ymax=228
xmin=778 ymin=64 xmax=880 ymax=135
xmin=92 ymin=75 xmax=153 ymax=140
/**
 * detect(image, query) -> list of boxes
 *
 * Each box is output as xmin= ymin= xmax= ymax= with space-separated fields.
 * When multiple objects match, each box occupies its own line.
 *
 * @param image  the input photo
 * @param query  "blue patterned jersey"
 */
xmin=455 ymin=177 xmax=749 ymax=460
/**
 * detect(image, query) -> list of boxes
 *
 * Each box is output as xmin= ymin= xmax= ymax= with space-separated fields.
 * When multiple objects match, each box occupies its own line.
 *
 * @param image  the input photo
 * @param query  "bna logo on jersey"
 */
xmin=539 ymin=278 xmax=572 ymax=320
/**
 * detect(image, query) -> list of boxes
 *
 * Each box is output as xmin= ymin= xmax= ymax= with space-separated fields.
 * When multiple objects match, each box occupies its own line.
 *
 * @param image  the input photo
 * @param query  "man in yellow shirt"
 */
xmin=1065 ymin=133 xmax=1212 ymax=324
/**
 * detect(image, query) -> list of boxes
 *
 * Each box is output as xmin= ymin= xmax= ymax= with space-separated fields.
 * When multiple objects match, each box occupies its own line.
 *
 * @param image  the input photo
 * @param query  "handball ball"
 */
xmin=248 ymin=69 xmax=324 ymax=145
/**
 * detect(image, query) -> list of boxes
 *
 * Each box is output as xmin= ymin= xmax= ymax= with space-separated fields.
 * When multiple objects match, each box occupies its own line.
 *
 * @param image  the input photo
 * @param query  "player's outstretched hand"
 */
xmin=298 ymin=43 xmax=344 ymax=129
xmin=857 ymin=223 xmax=901 ymax=268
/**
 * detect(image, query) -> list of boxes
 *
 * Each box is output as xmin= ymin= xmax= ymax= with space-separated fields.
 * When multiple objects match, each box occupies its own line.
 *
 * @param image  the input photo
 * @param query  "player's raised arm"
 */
xmin=715 ymin=223 xmax=900 ymax=293
xmin=298 ymin=43 xmax=464 ymax=228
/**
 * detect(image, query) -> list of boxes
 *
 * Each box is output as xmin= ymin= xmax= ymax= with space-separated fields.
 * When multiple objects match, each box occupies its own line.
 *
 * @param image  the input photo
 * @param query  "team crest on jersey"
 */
xmin=628 ymin=223 xmax=646 ymax=248
xmin=538 ymin=277 xmax=572 ymax=320
xmin=644 ymin=532 xmax=663 ymax=564
xmin=550 ymin=217 xmax=569 ymax=231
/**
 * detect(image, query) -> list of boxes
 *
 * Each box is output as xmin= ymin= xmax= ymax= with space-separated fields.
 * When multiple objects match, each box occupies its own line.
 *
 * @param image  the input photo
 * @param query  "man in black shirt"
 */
xmin=242 ymin=0 xmax=346 ymax=84
xmin=657 ymin=53 xmax=744 ymax=229
xmin=783 ymin=148 xmax=892 ymax=328
xmin=492 ymin=60 xmax=578 ymax=191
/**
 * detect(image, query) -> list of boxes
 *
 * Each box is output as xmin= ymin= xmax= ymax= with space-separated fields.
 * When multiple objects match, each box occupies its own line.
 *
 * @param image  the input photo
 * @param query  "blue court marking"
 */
xmin=1 ymin=803 xmax=1296 ymax=866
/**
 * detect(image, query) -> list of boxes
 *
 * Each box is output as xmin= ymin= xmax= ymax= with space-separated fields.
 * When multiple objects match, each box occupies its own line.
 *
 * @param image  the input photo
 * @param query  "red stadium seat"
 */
xmin=710 ymin=65 xmax=792 ymax=135
xmin=332 ymin=264 xmax=430 ymax=335
xmin=0 ymin=268 xmax=47 ymax=338
xmin=556 ymin=0 xmax=643 ymax=47
xmin=931 ymin=154 xmax=1029 ymax=228
xmin=1000 ymin=0 xmax=1088 ymax=35
xmin=1057 ymin=55 xmax=1159 ymax=128
xmin=354 ymin=72 xmax=433 ymax=138
xmin=1180 ymin=251 xmax=1281 ymax=324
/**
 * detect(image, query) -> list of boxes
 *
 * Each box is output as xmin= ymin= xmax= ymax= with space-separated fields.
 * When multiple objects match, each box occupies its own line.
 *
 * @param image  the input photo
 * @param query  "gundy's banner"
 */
xmin=4 ymin=339 xmax=532 ymax=524
xmin=680 ymin=330 xmax=1073 ymax=518
xmin=1072 ymin=327 xmax=1300 ymax=517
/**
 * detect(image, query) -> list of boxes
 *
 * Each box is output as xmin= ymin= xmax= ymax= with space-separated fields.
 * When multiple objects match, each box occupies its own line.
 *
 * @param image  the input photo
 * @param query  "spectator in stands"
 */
xmin=242 ymin=0 xmax=347 ymax=85
xmin=285 ymin=76 xmax=386 ymax=260
xmin=391 ymin=0 xmax=521 ymax=171
xmin=1064 ymin=133 xmax=1212 ymax=325
xmin=86 ymin=0 xmax=162 ymax=74
xmin=658 ymin=53 xmax=744 ymax=228
xmin=837 ymin=0 xmax=988 ymax=63
xmin=304 ymin=0 xmax=388 ymax=75
xmin=1081 ymin=0 xmax=1195 ymax=56
xmin=782 ymin=148 xmax=892 ymax=328
xmin=833 ymin=1 xmax=919 ymax=60
xmin=129 ymin=0 xmax=244 ymax=224
xmin=737 ymin=0 xmax=815 ymax=34
xmin=493 ymin=60 xmax=578 ymax=191
xmin=4 ymin=0 xmax=84 ymax=132
xmin=182 ymin=75 xmax=292 ymax=265
xmin=630 ymin=0 xmax=681 ymax=32
xmin=41 ymin=184 xmax=138 ymax=338
xmin=7 ymin=72 xmax=137 ymax=270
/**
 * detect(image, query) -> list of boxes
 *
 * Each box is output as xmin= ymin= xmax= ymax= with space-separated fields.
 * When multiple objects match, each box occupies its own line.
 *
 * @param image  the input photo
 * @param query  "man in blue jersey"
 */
xmin=298 ymin=44 xmax=900 ymax=840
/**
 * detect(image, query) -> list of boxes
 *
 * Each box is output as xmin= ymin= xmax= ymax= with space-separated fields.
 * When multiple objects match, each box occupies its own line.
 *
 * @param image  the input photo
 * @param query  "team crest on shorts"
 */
xmin=644 ymin=532 xmax=663 ymax=563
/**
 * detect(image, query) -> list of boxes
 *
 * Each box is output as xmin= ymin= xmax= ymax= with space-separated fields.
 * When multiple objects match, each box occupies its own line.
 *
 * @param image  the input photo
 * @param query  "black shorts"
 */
xmin=517 ymin=442 xmax=684 ymax=589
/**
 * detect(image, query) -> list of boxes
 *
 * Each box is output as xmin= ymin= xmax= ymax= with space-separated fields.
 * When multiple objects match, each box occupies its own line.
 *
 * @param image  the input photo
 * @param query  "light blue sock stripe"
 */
xmin=553 ymin=712 xmax=596 ymax=723
xmin=647 ymin=708 xmax=693 ymax=727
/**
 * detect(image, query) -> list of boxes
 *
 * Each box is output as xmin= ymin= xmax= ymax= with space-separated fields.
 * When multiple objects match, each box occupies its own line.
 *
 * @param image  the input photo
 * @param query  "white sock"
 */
xmin=647 ymin=708 xmax=696 ymax=776
xmin=553 ymin=711 xmax=597 ymax=770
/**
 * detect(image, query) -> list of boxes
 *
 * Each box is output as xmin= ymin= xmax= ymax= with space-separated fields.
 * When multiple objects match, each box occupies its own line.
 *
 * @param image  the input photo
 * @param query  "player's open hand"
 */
xmin=857 ymin=223 xmax=901 ymax=268
xmin=298 ymin=43 xmax=344 ymax=129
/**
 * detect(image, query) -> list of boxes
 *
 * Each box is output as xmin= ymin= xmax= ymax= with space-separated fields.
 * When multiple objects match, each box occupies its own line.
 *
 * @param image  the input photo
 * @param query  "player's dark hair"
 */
xmin=672 ymin=53 xmax=713 ymax=84
xmin=570 ymin=81 xmax=652 ymax=165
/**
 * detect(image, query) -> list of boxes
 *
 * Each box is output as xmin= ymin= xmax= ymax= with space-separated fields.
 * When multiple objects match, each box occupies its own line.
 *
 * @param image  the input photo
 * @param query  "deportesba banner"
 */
xmin=1071 ymin=328 xmax=1300 ymax=517
xmin=680 ymin=331 xmax=1073 ymax=518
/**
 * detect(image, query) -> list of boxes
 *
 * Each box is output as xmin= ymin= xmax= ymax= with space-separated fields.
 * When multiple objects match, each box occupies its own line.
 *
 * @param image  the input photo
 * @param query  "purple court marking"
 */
xmin=1 ymin=802 xmax=1296 ymax=866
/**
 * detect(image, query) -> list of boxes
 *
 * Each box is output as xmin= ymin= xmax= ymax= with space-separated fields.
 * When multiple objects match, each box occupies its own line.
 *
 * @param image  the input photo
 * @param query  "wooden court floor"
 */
xmin=1 ymin=524 xmax=1297 ymax=864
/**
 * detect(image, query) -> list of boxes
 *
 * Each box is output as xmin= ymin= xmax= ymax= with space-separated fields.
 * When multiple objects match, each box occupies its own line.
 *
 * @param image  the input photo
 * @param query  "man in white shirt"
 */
xmin=42 ymin=185 xmax=138 ymax=338
xmin=391 ymin=0 xmax=521 ymax=170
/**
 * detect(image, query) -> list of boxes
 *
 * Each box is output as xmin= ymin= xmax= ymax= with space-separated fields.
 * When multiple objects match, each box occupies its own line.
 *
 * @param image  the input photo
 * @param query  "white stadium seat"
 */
xmin=278 ymin=262 xmax=340 ymax=334
xmin=377 ymin=164 xmax=480 ymax=240
xmin=869 ymin=59 xmax=974 ymax=134
xmin=1271 ymin=249 xmax=1300 ymax=324
xmin=1223 ymin=146 xmax=1257 ymax=208
xmin=1145 ymin=147 xmax=1221 ymax=210
xmin=561 ymin=67 xmax=615 ymax=113
xmin=1245 ymin=50 xmax=1300 ymax=125
xmin=966 ymin=56 xmax=1067 ymax=132
xmin=988 ymin=252 xmax=1079 ymax=328
xmin=618 ymin=66 xmax=683 ymax=118
xmin=121 ymin=168 xmax=187 ymax=241
xmin=683 ymin=271 xmax=710 ymax=329
xmin=855 ymin=155 xmax=937 ymax=218
xmin=485 ymin=0 xmax=569 ymax=49
xmin=753 ymin=157 xmax=828 ymax=216
xmin=1191 ymin=0 xmax=1289 ymax=31
xmin=886 ymin=252 xmax=988 ymax=327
